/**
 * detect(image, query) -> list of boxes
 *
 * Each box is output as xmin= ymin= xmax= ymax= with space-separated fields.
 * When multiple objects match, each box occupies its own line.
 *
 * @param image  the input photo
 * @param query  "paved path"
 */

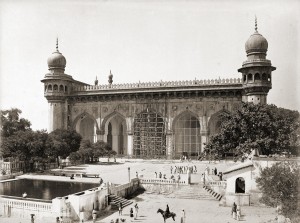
xmin=93 ymin=193 xmax=277 ymax=223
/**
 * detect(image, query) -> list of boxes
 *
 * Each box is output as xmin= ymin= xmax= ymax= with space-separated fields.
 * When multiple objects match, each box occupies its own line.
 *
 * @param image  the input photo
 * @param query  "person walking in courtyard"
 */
xmin=134 ymin=203 xmax=139 ymax=219
xmin=118 ymin=202 xmax=123 ymax=216
xmin=214 ymin=167 xmax=217 ymax=175
xmin=159 ymin=172 xmax=162 ymax=178
xmin=232 ymin=202 xmax=237 ymax=219
xmin=181 ymin=209 xmax=186 ymax=223
xmin=130 ymin=207 xmax=134 ymax=218
xmin=236 ymin=205 xmax=241 ymax=221
xmin=155 ymin=172 xmax=157 ymax=178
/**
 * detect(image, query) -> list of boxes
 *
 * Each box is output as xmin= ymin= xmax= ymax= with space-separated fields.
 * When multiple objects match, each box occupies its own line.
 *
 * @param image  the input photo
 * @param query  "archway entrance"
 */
xmin=173 ymin=112 xmax=201 ymax=158
xmin=208 ymin=112 xmax=224 ymax=137
xmin=235 ymin=177 xmax=245 ymax=193
xmin=78 ymin=116 xmax=96 ymax=143
xmin=104 ymin=114 xmax=127 ymax=155
xmin=133 ymin=109 xmax=166 ymax=158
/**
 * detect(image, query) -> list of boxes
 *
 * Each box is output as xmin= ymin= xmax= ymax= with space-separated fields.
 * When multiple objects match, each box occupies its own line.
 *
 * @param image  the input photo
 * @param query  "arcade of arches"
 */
xmin=74 ymin=110 xmax=226 ymax=158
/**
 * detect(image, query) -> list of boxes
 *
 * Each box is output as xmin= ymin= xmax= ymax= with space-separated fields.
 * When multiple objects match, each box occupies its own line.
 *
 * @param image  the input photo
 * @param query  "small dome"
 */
xmin=47 ymin=51 xmax=66 ymax=69
xmin=245 ymin=31 xmax=268 ymax=54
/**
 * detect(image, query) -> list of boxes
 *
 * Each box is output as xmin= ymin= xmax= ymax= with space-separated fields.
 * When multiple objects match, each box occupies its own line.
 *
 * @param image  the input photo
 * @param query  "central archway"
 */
xmin=133 ymin=109 xmax=166 ymax=158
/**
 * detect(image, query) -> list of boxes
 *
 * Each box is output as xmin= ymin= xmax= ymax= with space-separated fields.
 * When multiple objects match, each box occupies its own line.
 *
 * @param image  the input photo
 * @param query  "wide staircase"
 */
xmin=108 ymin=194 xmax=133 ymax=210
xmin=166 ymin=184 xmax=216 ymax=200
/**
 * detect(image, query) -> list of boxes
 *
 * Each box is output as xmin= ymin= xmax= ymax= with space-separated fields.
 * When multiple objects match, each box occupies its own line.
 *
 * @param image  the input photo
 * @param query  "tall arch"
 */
xmin=172 ymin=111 xmax=201 ymax=158
xmin=208 ymin=110 xmax=229 ymax=137
xmin=133 ymin=109 xmax=166 ymax=158
xmin=101 ymin=111 xmax=127 ymax=155
xmin=73 ymin=112 xmax=99 ymax=143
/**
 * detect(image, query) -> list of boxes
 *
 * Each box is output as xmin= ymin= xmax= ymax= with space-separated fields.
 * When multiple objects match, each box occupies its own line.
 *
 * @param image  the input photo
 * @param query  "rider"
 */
xmin=166 ymin=204 xmax=170 ymax=216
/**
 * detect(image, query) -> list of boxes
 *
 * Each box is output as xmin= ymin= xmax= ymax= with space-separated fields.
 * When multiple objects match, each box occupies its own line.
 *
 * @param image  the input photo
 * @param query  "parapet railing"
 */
xmin=74 ymin=78 xmax=242 ymax=91
xmin=0 ymin=196 xmax=52 ymax=212
xmin=139 ymin=178 xmax=186 ymax=185
xmin=109 ymin=178 xmax=139 ymax=195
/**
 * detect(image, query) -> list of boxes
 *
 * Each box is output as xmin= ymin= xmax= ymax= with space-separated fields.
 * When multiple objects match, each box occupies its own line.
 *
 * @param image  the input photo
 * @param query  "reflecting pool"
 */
xmin=0 ymin=179 xmax=98 ymax=200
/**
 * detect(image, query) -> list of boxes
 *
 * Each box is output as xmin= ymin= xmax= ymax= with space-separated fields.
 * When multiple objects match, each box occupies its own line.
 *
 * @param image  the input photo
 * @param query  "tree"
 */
xmin=256 ymin=161 xmax=300 ymax=218
xmin=77 ymin=140 xmax=94 ymax=163
xmin=204 ymin=103 xmax=300 ymax=160
xmin=45 ymin=129 xmax=82 ymax=166
xmin=1 ymin=108 xmax=31 ymax=137
xmin=93 ymin=140 xmax=115 ymax=157
xmin=71 ymin=140 xmax=116 ymax=164
xmin=1 ymin=130 xmax=49 ymax=171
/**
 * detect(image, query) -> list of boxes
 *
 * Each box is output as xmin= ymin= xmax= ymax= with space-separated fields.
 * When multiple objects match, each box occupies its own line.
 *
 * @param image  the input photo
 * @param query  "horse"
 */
xmin=157 ymin=208 xmax=176 ymax=223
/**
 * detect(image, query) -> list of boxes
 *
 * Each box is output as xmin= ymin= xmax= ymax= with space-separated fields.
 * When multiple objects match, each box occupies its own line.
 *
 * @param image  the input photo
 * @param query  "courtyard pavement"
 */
xmin=1 ymin=159 xmax=278 ymax=223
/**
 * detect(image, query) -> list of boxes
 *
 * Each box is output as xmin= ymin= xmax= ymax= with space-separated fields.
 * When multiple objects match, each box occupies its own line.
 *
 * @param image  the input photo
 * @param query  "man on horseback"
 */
xmin=165 ymin=204 xmax=170 ymax=216
xmin=157 ymin=207 xmax=176 ymax=223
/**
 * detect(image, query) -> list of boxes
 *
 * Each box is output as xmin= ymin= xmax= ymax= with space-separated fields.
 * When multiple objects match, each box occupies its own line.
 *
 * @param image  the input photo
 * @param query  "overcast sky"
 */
xmin=0 ymin=0 xmax=299 ymax=131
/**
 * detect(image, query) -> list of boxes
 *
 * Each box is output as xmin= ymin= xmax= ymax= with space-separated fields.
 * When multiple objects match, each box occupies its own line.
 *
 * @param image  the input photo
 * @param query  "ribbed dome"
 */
xmin=47 ymin=50 xmax=66 ymax=70
xmin=245 ymin=31 xmax=268 ymax=54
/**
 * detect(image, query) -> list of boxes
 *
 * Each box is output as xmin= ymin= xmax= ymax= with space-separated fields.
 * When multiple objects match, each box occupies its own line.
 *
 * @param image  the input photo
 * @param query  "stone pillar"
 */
xmin=166 ymin=132 xmax=173 ymax=160
xmin=127 ymin=133 xmax=133 ymax=157
xmin=200 ymin=115 xmax=209 ymax=153
xmin=96 ymin=130 xmax=104 ymax=141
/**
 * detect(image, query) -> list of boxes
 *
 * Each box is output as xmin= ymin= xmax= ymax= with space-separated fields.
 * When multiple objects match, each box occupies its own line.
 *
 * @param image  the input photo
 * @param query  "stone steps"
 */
xmin=166 ymin=184 xmax=215 ymax=200
xmin=108 ymin=194 xmax=133 ymax=210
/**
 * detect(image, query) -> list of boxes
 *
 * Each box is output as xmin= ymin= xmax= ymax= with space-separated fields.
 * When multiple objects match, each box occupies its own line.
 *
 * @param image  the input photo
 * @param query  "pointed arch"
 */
xmin=172 ymin=110 xmax=200 ymax=131
xmin=133 ymin=108 xmax=166 ymax=158
xmin=172 ymin=110 xmax=201 ymax=158
xmin=208 ymin=109 xmax=230 ymax=136
xmin=72 ymin=112 xmax=99 ymax=143
xmin=72 ymin=112 xmax=99 ymax=131
xmin=101 ymin=111 xmax=127 ymax=154
xmin=100 ymin=111 xmax=126 ymax=132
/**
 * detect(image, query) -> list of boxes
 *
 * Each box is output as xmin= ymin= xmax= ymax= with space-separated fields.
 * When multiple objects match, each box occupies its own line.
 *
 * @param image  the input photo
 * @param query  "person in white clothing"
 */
xmin=181 ymin=209 xmax=186 ymax=223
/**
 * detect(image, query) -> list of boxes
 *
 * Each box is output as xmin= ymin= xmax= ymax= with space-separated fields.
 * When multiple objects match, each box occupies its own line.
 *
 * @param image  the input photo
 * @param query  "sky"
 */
xmin=0 ymin=0 xmax=299 ymax=131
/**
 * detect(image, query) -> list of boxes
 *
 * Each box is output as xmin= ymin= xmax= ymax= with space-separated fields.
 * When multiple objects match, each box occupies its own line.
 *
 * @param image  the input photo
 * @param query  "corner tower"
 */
xmin=41 ymin=39 xmax=73 ymax=132
xmin=238 ymin=18 xmax=276 ymax=104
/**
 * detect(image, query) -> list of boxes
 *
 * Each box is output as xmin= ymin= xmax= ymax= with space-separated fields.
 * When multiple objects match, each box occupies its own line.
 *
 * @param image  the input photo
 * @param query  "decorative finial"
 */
xmin=56 ymin=38 xmax=59 ymax=52
xmin=108 ymin=70 xmax=113 ymax=85
xmin=94 ymin=76 xmax=98 ymax=86
xmin=255 ymin=15 xmax=258 ymax=32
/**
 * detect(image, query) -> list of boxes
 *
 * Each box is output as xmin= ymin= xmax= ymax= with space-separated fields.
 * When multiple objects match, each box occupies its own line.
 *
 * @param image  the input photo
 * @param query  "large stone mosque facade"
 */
xmin=41 ymin=22 xmax=276 ymax=159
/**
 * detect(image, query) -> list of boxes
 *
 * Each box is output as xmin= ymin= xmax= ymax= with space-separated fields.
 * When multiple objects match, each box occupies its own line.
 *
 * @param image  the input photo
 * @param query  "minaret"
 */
xmin=41 ymin=39 xmax=73 ymax=132
xmin=238 ymin=17 xmax=276 ymax=104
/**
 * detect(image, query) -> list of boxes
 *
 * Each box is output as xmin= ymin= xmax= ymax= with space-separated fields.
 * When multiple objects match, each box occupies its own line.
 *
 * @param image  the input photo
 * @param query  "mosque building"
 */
xmin=41 ymin=20 xmax=276 ymax=159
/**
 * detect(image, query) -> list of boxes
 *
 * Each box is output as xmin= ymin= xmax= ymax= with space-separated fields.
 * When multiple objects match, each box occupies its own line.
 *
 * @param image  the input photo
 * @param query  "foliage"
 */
xmin=45 ymin=129 xmax=82 ymax=165
xmin=204 ymin=103 xmax=300 ymax=160
xmin=256 ymin=161 xmax=300 ymax=218
xmin=71 ymin=140 xmax=115 ymax=164
xmin=68 ymin=152 xmax=82 ymax=165
xmin=1 ymin=130 xmax=49 ymax=171
xmin=1 ymin=108 xmax=31 ymax=137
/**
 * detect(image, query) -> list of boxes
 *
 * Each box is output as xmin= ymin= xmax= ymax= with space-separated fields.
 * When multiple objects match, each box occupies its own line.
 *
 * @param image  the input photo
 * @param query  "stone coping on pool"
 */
xmin=0 ymin=194 xmax=52 ymax=203
xmin=16 ymin=174 xmax=101 ymax=184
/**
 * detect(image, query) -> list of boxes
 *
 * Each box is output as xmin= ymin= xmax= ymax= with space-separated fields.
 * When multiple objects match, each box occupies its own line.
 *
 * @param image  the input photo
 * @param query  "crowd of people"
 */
xmin=170 ymin=165 xmax=197 ymax=174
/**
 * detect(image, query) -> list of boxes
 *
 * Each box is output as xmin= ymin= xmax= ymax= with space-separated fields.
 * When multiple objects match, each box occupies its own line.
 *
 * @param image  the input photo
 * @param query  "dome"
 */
xmin=245 ymin=31 xmax=268 ymax=55
xmin=47 ymin=50 xmax=66 ymax=70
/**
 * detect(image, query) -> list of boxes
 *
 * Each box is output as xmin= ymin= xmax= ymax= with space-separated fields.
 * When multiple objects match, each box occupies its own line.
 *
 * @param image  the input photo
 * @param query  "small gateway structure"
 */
xmin=222 ymin=158 xmax=294 ymax=207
